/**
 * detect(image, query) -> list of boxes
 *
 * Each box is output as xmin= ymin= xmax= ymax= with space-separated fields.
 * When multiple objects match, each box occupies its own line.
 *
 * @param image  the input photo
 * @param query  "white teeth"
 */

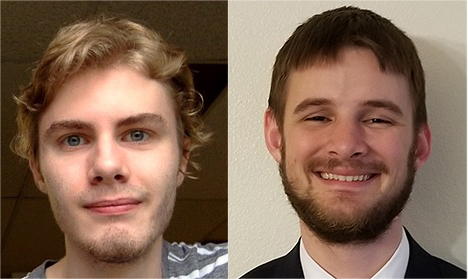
xmin=319 ymin=172 xmax=373 ymax=182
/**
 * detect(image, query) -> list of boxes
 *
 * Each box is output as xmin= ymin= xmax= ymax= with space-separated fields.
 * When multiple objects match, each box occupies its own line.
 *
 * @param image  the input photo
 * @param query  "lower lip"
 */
xmin=86 ymin=203 xmax=140 ymax=215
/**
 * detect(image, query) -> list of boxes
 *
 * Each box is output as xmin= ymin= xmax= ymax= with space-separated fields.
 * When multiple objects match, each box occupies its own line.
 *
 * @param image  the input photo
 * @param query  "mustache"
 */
xmin=305 ymin=157 xmax=389 ymax=174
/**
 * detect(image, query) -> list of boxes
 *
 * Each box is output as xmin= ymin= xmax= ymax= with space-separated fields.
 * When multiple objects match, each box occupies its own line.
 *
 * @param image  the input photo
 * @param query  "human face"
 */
xmin=30 ymin=66 xmax=186 ymax=263
xmin=265 ymin=48 xmax=430 ymax=243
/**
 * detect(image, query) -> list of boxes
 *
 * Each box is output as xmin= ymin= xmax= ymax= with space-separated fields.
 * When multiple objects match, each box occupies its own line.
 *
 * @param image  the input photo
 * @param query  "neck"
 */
xmin=301 ymin=218 xmax=403 ymax=278
xmin=46 ymin=236 xmax=164 ymax=278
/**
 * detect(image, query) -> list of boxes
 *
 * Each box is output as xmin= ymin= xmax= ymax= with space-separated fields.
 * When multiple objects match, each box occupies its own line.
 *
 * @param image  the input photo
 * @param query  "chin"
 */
xmin=77 ymin=226 xmax=159 ymax=264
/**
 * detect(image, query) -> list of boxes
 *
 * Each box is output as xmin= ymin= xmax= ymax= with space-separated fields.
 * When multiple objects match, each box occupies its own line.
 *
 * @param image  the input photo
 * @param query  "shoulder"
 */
xmin=435 ymin=258 xmax=466 ymax=278
xmin=22 ymin=260 xmax=57 ymax=279
xmin=241 ymin=242 xmax=303 ymax=278
xmin=163 ymin=241 xmax=228 ymax=278
xmin=418 ymin=254 xmax=466 ymax=279
xmin=241 ymin=257 xmax=288 ymax=278
xmin=405 ymin=230 xmax=466 ymax=278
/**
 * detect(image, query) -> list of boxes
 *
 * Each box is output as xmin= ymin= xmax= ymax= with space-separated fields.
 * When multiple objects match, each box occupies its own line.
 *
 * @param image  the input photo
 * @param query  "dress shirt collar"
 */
xmin=299 ymin=227 xmax=410 ymax=278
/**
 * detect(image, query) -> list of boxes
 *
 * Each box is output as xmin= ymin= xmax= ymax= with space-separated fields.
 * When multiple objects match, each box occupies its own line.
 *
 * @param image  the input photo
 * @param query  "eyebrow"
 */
xmin=293 ymin=98 xmax=404 ymax=116
xmin=44 ymin=120 xmax=92 ymax=139
xmin=116 ymin=113 xmax=168 ymax=128
xmin=361 ymin=100 xmax=403 ymax=116
xmin=44 ymin=113 xmax=168 ymax=139
xmin=293 ymin=98 xmax=333 ymax=114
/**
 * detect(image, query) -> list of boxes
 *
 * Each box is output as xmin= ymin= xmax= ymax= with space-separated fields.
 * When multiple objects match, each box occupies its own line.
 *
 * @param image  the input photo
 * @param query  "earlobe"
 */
xmin=29 ymin=159 xmax=47 ymax=194
xmin=264 ymin=109 xmax=283 ymax=163
xmin=414 ymin=124 xmax=431 ymax=170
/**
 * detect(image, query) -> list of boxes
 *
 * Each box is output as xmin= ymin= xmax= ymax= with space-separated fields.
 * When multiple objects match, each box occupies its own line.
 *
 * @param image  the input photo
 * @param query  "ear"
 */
xmin=414 ymin=124 xmax=431 ymax=170
xmin=264 ymin=108 xmax=282 ymax=163
xmin=29 ymin=159 xmax=48 ymax=194
xmin=177 ymin=138 xmax=191 ymax=186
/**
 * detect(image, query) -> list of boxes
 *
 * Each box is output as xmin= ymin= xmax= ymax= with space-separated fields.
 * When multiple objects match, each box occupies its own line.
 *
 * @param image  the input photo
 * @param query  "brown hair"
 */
xmin=11 ymin=16 xmax=209 ymax=173
xmin=269 ymin=6 xmax=426 ymax=132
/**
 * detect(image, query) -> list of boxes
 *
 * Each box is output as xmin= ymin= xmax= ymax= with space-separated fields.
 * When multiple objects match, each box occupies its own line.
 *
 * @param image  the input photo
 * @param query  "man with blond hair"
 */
xmin=12 ymin=16 xmax=227 ymax=278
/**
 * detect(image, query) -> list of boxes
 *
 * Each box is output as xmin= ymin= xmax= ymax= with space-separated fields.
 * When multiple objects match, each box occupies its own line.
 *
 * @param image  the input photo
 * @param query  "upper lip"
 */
xmin=84 ymin=198 xmax=141 ymax=208
xmin=314 ymin=168 xmax=378 ymax=176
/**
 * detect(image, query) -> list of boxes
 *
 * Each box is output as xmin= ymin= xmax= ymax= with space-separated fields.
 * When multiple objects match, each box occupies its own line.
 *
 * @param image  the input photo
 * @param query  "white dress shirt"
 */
xmin=299 ymin=227 xmax=410 ymax=278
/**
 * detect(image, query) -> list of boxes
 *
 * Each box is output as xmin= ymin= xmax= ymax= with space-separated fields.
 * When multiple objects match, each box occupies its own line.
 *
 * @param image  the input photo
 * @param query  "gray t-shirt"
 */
xmin=24 ymin=241 xmax=228 ymax=278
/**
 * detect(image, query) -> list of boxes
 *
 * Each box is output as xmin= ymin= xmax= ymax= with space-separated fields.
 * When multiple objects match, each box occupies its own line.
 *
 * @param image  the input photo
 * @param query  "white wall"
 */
xmin=228 ymin=1 xmax=466 ymax=277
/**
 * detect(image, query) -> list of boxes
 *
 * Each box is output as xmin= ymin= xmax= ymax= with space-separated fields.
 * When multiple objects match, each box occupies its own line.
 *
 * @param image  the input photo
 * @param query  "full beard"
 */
xmin=280 ymin=144 xmax=416 ymax=245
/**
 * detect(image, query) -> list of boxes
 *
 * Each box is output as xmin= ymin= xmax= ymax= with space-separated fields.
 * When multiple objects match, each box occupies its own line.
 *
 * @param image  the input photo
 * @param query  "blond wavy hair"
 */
xmin=11 ymin=16 xmax=209 ymax=174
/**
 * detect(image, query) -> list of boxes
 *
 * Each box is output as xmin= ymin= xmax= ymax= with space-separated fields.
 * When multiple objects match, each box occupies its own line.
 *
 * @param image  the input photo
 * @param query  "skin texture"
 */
xmin=265 ymin=47 xmax=431 ymax=277
xmin=30 ymin=66 xmax=187 ymax=278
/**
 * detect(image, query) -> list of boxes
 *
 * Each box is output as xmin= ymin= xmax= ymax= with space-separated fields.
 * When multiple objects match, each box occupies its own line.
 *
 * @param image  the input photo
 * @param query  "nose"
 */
xmin=328 ymin=119 xmax=368 ymax=159
xmin=88 ymin=137 xmax=129 ymax=185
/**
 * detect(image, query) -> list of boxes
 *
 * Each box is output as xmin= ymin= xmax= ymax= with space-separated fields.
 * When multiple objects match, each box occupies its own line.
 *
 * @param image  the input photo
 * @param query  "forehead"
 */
xmin=38 ymin=66 xmax=178 ymax=133
xmin=284 ymin=48 xmax=412 ymax=116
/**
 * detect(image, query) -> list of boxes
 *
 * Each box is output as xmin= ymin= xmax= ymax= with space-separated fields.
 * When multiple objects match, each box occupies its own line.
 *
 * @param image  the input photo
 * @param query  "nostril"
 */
xmin=114 ymin=174 xmax=124 ymax=181
xmin=350 ymin=152 xmax=363 ymax=158
xmin=90 ymin=176 xmax=103 ymax=185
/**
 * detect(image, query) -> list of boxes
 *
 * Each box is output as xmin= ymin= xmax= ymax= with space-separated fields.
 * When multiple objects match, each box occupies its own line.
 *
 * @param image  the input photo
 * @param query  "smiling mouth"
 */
xmin=318 ymin=172 xmax=377 ymax=182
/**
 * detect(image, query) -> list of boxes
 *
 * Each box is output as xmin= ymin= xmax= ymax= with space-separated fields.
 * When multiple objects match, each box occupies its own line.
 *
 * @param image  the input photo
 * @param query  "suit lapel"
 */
xmin=269 ymin=231 xmax=454 ymax=278
xmin=404 ymin=229 xmax=442 ymax=278
xmin=274 ymin=240 xmax=305 ymax=278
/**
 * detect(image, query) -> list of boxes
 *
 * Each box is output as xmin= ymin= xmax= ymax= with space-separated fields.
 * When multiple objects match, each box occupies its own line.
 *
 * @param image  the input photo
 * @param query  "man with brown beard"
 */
xmin=241 ymin=6 xmax=465 ymax=279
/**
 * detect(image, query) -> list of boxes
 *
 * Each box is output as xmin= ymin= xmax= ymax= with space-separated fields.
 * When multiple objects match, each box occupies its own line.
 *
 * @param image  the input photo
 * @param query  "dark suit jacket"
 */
xmin=242 ymin=231 xmax=466 ymax=278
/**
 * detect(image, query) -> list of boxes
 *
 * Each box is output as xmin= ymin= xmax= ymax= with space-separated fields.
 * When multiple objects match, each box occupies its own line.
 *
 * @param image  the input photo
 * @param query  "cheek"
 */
xmin=39 ymin=150 xmax=89 ymax=207
xmin=41 ymin=155 xmax=85 ymax=186
xmin=284 ymin=128 xmax=326 ymax=161
xmin=131 ymin=148 xmax=181 ymax=183
xmin=41 ymin=169 xmax=76 ymax=218
xmin=370 ymin=132 xmax=414 ymax=174
xmin=41 ymin=168 xmax=74 ymax=200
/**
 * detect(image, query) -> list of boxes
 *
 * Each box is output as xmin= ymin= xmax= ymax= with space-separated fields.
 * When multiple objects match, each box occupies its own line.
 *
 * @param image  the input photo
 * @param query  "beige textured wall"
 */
xmin=228 ymin=1 xmax=466 ymax=277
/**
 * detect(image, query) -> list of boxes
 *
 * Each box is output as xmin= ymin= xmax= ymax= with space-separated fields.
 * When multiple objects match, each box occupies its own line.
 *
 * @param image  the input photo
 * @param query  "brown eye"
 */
xmin=306 ymin=116 xmax=328 ymax=121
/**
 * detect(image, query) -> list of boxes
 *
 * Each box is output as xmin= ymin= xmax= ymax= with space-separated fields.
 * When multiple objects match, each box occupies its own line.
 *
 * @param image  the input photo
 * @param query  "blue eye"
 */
xmin=65 ymin=135 xmax=84 ymax=146
xmin=128 ymin=130 xmax=148 ymax=142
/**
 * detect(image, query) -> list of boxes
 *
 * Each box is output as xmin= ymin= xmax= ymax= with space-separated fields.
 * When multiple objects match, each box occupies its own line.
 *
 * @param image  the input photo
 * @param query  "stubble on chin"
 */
xmin=82 ymin=227 xmax=156 ymax=265
xmin=48 ymin=182 xmax=177 ymax=265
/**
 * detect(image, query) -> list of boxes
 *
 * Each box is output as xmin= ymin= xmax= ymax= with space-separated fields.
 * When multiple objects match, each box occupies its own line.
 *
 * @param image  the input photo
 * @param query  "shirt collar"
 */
xmin=299 ymin=227 xmax=410 ymax=278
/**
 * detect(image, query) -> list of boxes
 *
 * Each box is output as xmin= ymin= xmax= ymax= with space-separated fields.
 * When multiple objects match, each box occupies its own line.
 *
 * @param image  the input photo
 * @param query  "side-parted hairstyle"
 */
xmin=269 ymin=6 xmax=426 ymax=133
xmin=11 ymin=16 xmax=209 ymax=173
